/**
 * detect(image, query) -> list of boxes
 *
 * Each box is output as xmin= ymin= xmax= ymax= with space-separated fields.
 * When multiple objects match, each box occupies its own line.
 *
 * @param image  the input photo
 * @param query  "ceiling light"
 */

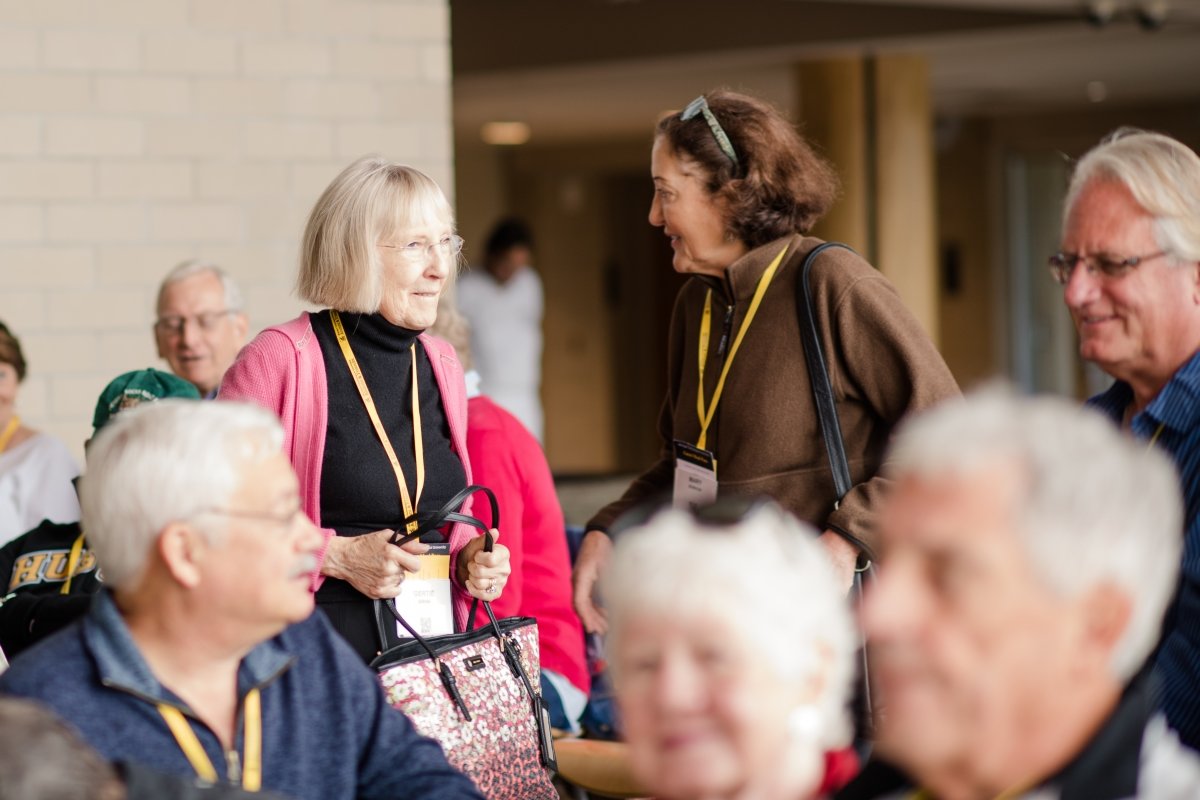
xmin=481 ymin=122 xmax=531 ymax=146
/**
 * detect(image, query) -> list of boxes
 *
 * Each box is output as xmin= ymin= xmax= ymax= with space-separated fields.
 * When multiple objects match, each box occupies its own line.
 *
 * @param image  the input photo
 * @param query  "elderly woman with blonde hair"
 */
xmin=603 ymin=500 xmax=859 ymax=800
xmin=220 ymin=155 xmax=511 ymax=662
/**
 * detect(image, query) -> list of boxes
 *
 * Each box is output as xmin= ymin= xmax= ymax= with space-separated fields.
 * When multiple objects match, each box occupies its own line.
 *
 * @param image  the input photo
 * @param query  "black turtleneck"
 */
xmin=312 ymin=310 xmax=467 ymax=585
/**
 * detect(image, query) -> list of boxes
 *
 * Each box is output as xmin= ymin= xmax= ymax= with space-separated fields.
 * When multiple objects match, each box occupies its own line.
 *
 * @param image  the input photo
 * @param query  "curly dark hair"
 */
xmin=655 ymin=89 xmax=840 ymax=248
xmin=0 ymin=321 xmax=26 ymax=382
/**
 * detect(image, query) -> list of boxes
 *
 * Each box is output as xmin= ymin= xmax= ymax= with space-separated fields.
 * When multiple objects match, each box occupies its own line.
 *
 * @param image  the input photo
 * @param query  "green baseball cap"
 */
xmin=92 ymin=368 xmax=201 ymax=433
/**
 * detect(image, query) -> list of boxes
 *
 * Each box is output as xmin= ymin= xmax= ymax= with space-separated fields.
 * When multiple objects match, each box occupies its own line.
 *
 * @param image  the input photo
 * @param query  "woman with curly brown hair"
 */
xmin=573 ymin=90 xmax=960 ymax=632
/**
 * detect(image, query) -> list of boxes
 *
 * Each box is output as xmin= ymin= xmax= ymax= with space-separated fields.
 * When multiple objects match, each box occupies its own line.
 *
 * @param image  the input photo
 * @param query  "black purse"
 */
xmin=795 ymin=241 xmax=876 ymax=734
xmin=369 ymin=485 xmax=558 ymax=800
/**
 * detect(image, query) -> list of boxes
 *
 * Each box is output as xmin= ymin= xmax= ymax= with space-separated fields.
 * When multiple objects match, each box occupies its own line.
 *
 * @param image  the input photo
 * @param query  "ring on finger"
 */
xmin=487 ymin=581 xmax=498 ymax=594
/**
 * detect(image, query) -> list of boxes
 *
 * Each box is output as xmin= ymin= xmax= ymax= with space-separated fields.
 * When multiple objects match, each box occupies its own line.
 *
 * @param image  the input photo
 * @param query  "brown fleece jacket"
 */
xmin=587 ymin=233 xmax=960 ymax=557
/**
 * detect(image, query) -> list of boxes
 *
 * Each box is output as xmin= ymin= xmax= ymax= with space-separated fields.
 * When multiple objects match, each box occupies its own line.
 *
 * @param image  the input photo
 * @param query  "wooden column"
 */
xmin=795 ymin=53 xmax=940 ymax=344
xmin=873 ymin=53 xmax=939 ymax=342
xmin=795 ymin=58 xmax=870 ymax=257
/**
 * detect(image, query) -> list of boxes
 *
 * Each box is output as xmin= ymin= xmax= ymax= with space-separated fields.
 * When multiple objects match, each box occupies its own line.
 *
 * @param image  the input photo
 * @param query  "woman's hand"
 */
xmin=457 ymin=528 xmax=512 ymax=601
xmin=572 ymin=529 xmax=612 ymax=634
xmin=322 ymin=530 xmax=428 ymax=599
xmin=817 ymin=530 xmax=858 ymax=594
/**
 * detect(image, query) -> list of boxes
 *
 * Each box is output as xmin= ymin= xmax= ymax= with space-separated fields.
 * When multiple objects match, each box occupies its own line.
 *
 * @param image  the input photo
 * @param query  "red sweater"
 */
xmin=466 ymin=396 xmax=588 ymax=693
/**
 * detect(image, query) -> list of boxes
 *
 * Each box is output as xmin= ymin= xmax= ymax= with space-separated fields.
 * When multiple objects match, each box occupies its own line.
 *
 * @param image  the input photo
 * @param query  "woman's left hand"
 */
xmin=457 ymin=528 xmax=512 ymax=600
xmin=817 ymin=529 xmax=858 ymax=594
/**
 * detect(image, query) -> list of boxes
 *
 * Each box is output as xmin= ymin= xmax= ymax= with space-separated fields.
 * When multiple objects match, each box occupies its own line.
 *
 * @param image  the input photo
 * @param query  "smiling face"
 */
xmin=614 ymin=613 xmax=808 ymax=800
xmin=155 ymin=271 xmax=248 ymax=396
xmin=1061 ymin=179 xmax=1200 ymax=398
xmin=375 ymin=218 xmax=455 ymax=330
xmin=649 ymin=138 xmax=748 ymax=278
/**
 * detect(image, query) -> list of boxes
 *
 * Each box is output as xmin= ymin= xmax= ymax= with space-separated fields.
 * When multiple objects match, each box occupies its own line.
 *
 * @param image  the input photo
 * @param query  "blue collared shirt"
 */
xmin=1090 ymin=349 xmax=1200 ymax=749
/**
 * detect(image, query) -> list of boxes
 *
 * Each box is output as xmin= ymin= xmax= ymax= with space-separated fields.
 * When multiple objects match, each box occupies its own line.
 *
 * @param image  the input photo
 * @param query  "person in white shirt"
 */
xmin=0 ymin=321 xmax=79 ymax=546
xmin=456 ymin=218 xmax=545 ymax=442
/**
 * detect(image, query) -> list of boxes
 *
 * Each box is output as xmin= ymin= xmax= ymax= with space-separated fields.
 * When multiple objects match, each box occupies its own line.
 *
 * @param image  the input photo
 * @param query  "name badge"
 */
xmin=673 ymin=440 xmax=718 ymax=510
xmin=394 ymin=543 xmax=454 ymax=637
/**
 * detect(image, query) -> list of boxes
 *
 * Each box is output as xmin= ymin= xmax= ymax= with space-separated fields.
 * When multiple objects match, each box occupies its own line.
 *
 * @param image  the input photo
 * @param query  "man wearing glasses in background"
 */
xmin=1052 ymin=129 xmax=1200 ymax=749
xmin=154 ymin=260 xmax=249 ymax=399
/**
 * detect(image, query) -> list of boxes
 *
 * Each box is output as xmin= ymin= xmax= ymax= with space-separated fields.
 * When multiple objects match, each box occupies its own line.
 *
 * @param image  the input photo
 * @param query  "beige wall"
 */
xmin=1 ymin=0 xmax=453 ymax=460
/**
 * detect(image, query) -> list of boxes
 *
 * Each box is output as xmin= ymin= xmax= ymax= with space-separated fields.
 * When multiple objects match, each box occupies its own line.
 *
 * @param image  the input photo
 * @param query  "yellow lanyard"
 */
xmin=694 ymin=244 xmax=790 ymax=450
xmin=329 ymin=310 xmax=425 ymax=535
xmin=157 ymin=688 xmax=262 ymax=791
xmin=1149 ymin=421 xmax=1165 ymax=448
xmin=908 ymin=784 xmax=1030 ymax=800
xmin=59 ymin=531 xmax=86 ymax=595
xmin=0 ymin=415 xmax=19 ymax=453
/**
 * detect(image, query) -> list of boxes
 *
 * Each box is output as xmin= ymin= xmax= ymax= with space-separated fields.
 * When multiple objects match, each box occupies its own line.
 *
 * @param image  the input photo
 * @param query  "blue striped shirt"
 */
xmin=1090 ymin=349 xmax=1200 ymax=750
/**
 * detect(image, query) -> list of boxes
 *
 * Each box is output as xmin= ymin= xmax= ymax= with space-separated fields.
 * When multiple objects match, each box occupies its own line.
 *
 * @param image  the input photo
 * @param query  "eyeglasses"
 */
xmin=378 ymin=235 xmax=465 ymax=264
xmin=154 ymin=310 xmax=238 ymax=337
xmin=680 ymin=95 xmax=739 ymax=167
xmin=1047 ymin=250 xmax=1169 ymax=285
xmin=190 ymin=506 xmax=306 ymax=532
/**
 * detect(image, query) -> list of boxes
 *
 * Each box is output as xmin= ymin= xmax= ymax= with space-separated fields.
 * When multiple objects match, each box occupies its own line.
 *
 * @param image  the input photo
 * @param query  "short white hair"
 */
xmin=156 ymin=259 xmax=245 ymax=313
xmin=1064 ymin=128 xmax=1200 ymax=264
xmin=603 ymin=503 xmax=857 ymax=749
xmin=889 ymin=386 xmax=1182 ymax=681
xmin=80 ymin=399 xmax=284 ymax=591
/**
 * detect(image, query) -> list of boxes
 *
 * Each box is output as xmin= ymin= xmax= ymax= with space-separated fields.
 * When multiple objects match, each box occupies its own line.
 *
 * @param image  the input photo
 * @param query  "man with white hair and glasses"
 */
xmin=154 ymin=261 xmax=249 ymax=399
xmin=1051 ymin=129 xmax=1200 ymax=749
xmin=838 ymin=389 xmax=1200 ymax=799
xmin=0 ymin=401 xmax=483 ymax=800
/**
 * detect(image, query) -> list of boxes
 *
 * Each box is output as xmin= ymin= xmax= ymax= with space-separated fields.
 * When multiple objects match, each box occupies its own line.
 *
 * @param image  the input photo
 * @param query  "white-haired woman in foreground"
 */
xmin=604 ymin=500 xmax=859 ymax=800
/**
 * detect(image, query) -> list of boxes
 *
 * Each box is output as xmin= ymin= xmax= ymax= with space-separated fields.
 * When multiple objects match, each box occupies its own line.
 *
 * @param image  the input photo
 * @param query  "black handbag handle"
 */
xmin=377 ymin=484 xmax=539 ymax=719
xmin=795 ymin=241 xmax=875 ymax=730
xmin=389 ymin=482 xmax=499 ymax=548
xmin=384 ymin=483 xmax=505 ymax=636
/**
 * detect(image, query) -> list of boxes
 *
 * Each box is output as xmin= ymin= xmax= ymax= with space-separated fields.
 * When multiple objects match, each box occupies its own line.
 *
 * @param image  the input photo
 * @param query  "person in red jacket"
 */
xmin=432 ymin=302 xmax=589 ymax=732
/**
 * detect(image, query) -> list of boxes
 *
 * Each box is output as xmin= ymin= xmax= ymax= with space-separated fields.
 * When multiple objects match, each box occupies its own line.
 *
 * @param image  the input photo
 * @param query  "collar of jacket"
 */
xmin=1088 ymin=348 xmax=1200 ymax=438
xmin=697 ymin=233 xmax=809 ymax=304
xmin=83 ymin=589 xmax=295 ymax=710
xmin=1040 ymin=666 xmax=1155 ymax=800
xmin=842 ymin=668 xmax=1156 ymax=800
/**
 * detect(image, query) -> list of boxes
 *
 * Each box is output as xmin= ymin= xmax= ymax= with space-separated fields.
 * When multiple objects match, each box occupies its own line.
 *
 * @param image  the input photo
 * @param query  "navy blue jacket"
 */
xmin=0 ymin=591 xmax=484 ymax=800
xmin=1090 ymin=349 xmax=1200 ymax=749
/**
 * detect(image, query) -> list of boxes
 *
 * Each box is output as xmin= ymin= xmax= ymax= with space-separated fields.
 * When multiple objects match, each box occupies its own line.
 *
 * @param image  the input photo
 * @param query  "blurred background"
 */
xmin=3 ymin=0 xmax=1200 ymax=497
xmin=453 ymin=0 xmax=1200 ymax=479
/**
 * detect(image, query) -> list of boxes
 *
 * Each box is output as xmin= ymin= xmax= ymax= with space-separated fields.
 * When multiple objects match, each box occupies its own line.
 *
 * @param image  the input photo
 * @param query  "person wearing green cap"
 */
xmin=90 ymin=368 xmax=202 ymax=435
xmin=0 ymin=369 xmax=199 ymax=660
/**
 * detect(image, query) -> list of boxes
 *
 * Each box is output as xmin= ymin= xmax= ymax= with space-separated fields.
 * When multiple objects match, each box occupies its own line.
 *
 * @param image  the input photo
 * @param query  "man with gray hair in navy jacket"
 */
xmin=0 ymin=400 xmax=482 ymax=800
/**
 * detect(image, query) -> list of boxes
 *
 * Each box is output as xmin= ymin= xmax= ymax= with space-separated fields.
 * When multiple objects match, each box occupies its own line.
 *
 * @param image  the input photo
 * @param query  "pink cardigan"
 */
xmin=218 ymin=312 xmax=479 ymax=631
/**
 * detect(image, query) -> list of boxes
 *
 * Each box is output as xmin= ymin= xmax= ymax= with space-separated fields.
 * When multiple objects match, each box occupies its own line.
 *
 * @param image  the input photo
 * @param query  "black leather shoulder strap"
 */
xmin=796 ymin=241 xmax=855 ymax=503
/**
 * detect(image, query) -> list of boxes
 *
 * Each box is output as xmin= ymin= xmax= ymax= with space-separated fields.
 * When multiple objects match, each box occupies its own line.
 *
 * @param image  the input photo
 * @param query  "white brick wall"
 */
xmin=0 ymin=0 xmax=454 ymax=458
